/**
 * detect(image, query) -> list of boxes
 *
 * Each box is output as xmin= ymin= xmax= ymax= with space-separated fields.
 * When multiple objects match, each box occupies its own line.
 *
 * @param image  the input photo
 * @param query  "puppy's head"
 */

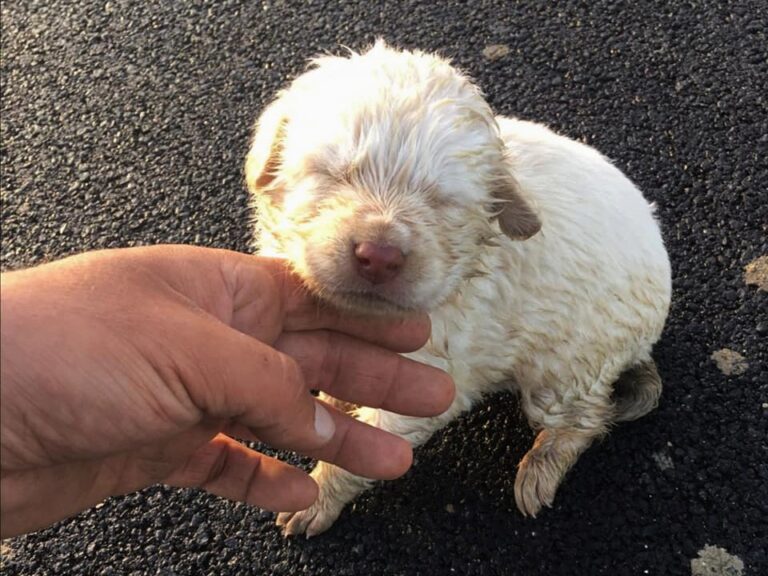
xmin=246 ymin=41 xmax=540 ymax=314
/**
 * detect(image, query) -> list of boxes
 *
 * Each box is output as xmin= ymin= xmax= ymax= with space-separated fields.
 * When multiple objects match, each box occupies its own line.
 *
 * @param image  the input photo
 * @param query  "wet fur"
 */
xmin=245 ymin=41 xmax=672 ymax=536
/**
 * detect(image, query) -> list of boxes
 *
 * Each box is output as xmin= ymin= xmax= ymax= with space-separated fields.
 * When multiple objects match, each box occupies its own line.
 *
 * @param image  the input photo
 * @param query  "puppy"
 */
xmin=245 ymin=41 xmax=671 ymax=536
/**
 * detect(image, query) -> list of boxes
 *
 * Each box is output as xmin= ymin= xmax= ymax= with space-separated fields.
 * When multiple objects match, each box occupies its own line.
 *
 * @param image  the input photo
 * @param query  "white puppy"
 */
xmin=245 ymin=41 xmax=671 ymax=536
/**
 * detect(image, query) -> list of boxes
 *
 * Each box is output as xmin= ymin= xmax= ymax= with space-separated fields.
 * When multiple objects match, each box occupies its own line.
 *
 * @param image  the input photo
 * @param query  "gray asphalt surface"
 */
xmin=1 ymin=1 xmax=767 ymax=575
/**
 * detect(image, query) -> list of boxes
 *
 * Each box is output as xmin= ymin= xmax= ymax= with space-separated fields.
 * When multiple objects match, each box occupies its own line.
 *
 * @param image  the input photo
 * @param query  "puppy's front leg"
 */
xmin=276 ymin=459 xmax=371 ymax=538
xmin=277 ymin=393 xmax=472 ymax=537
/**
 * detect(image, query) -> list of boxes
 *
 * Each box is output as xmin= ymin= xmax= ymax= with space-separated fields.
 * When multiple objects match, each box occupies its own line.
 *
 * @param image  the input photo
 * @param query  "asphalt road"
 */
xmin=1 ymin=1 xmax=767 ymax=575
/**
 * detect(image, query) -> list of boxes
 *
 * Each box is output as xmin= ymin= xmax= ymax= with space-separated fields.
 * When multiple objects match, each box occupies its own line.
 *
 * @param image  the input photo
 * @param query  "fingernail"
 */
xmin=314 ymin=403 xmax=335 ymax=442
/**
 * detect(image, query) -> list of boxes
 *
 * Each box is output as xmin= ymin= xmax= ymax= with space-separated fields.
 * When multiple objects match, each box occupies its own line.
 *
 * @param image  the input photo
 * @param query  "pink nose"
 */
xmin=354 ymin=242 xmax=405 ymax=285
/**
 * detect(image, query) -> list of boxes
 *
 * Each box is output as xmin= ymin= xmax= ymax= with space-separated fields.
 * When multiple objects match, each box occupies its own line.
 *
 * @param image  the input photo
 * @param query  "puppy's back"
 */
xmin=497 ymin=117 xmax=669 ymax=276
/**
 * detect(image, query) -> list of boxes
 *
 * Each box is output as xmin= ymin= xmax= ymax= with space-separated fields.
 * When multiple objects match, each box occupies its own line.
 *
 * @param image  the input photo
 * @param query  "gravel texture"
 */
xmin=1 ymin=1 xmax=766 ymax=574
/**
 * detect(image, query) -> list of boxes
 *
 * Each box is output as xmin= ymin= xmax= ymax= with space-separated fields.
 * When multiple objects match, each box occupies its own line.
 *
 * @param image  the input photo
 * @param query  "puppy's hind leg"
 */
xmin=612 ymin=358 xmax=663 ymax=423
xmin=514 ymin=386 xmax=615 ymax=517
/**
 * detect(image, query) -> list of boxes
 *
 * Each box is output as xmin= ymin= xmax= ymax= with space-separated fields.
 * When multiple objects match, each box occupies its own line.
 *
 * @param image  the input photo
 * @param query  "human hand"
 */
xmin=0 ymin=245 xmax=454 ymax=538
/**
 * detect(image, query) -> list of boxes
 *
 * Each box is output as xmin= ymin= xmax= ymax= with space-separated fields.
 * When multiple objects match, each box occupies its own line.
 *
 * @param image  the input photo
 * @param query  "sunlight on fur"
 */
xmin=245 ymin=40 xmax=671 ymax=537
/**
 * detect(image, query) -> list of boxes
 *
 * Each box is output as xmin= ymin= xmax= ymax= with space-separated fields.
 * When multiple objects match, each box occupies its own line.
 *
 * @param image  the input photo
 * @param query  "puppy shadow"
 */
xmin=307 ymin=379 xmax=670 ymax=543
xmin=332 ymin=392 xmax=535 ymax=535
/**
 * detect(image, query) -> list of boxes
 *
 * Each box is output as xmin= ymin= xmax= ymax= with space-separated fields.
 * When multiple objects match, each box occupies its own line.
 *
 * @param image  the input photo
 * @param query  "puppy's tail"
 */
xmin=612 ymin=359 xmax=663 ymax=422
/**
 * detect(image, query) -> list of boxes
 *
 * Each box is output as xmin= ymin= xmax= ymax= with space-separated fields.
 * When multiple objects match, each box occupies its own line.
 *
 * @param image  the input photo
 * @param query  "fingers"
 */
xmin=177 ymin=248 xmax=438 ymax=352
xmin=87 ymin=246 xmax=431 ymax=351
xmin=159 ymin=285 xmax=450 ymax=481
xmin=165 ymin=434 xmax=318 ymax=512
xmin=223 ymin=423 xmax=261 ymax=443
xmin=281 ymin=296 xmax=432 ymax=353
xmin=224 ymin=406 xmax=415 ymax=481
xmin=224 ymin=408 xmax=415 ymax=481
xmin=223 ymin=254 xmax=433 ymax=351
xmin=178 ymin=319 xmax=335 ymax=453
xmin=302 ymin=402 xmax=414 ymax=480
xmin=164 ymin=422 xmax=411 ymax=512
xmin=275 ymin=331 xmax=455 ymax=417
xmin=117 ymin=246 xmax=448 ymax=484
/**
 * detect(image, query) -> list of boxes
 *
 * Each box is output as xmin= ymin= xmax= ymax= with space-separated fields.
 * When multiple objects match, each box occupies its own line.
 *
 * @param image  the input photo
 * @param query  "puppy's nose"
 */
xmin=354 ymin=242 xmax=405 ymax=285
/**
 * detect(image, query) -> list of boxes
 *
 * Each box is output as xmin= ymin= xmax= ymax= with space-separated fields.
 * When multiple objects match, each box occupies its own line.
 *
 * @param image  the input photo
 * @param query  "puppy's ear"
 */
xmin=494 ymin=175 xmax=542 ymax=240
xmin=245 ymin=96 xmax=288 ymax=194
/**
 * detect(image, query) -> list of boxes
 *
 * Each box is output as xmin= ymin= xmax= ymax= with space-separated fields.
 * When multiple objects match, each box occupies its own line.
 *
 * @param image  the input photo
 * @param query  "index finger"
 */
xmin=234 ymin=255 xmax=433 ymax=352
xmin=274 ymin=330 xmax=455 ymax=417
xmin=118 ymin=246 xmax=431 ymax=352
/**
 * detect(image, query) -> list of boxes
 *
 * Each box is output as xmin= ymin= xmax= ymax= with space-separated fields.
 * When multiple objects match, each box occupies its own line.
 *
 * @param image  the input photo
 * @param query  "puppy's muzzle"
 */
xmin=353 ymin=241 xmax=405 ymax=285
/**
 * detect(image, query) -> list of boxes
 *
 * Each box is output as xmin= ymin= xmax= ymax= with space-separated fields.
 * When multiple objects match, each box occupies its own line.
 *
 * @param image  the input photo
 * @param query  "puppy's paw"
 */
xmin=276 ymin=500 xmax=344 ymax=538
xmin=514 ymin=444 xmax=561 ymax=517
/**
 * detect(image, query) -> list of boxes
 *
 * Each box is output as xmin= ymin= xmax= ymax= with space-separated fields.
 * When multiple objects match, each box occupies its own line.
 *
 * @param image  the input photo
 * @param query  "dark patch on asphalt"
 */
xmin=2 ymin=1 xmax=766 ymax=575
